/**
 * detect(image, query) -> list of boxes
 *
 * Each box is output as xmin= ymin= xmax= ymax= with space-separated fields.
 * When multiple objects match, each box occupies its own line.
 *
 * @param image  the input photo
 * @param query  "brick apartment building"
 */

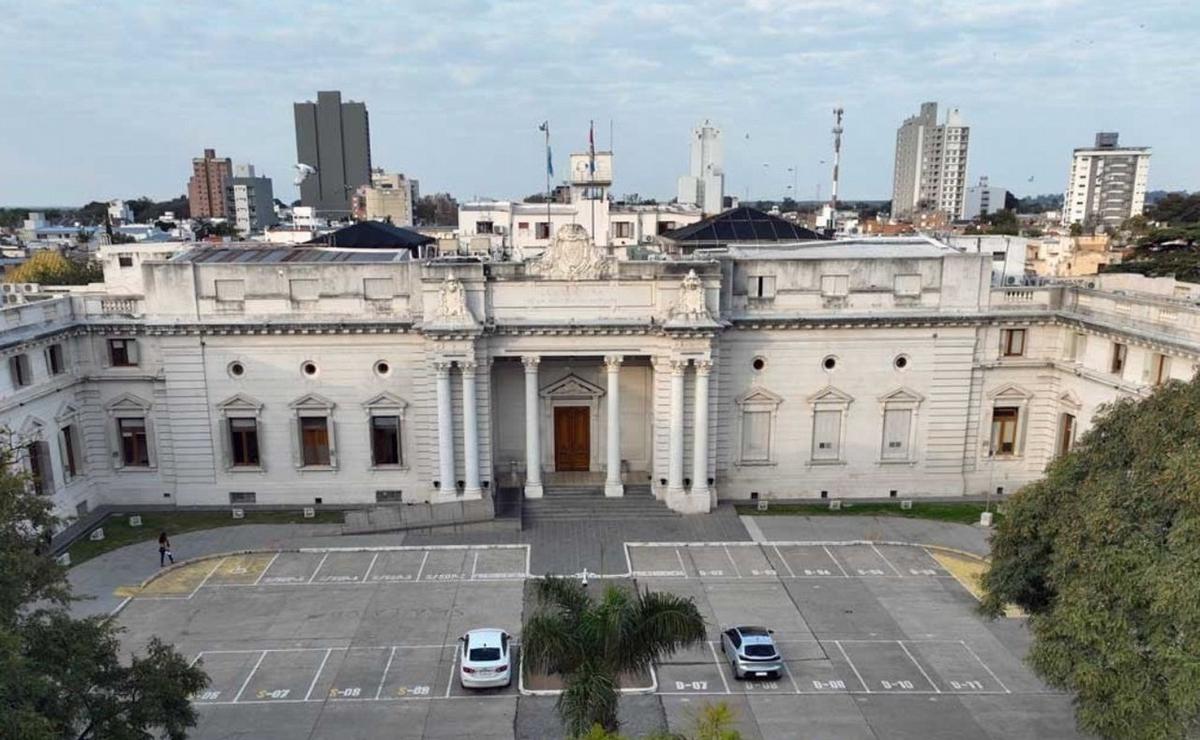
xmin=188 ymin=148 xmax=233 ymax=219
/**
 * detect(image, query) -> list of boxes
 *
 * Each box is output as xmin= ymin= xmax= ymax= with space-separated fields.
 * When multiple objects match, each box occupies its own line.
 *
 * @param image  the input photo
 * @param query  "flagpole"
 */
xmin=545 ymin=122 xmax=551 ymax=248
xmin=590 ymin=119 xmax=595 ymax=244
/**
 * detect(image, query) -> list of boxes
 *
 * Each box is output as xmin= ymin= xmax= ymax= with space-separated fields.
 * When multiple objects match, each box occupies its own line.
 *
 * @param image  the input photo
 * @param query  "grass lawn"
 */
xmin=67 ymin=510 xmax=343 ymax=566
xmin=735 ymin=500 xmax=1004 ymax=526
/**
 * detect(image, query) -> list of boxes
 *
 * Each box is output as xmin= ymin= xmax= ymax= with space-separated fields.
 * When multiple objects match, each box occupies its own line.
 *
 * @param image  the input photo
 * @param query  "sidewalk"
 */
xmin=741 ymin=514 xmax=992 ymax=557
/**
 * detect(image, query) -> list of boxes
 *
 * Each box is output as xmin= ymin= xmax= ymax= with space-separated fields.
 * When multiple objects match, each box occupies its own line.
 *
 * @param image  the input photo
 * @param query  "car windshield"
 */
xmin=468 ymin=647 xmax=502 ymax=662
xmin=744 ymin=644 xmax=776 ymax=657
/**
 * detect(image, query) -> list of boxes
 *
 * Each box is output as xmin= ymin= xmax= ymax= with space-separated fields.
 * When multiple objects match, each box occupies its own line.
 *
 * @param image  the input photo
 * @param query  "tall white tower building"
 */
xmin=891 ymin=102 xmax=970 ymax=219
xmin=677 ymin=121 xmax=725 ymax=215
xmin=1062 ymin=132 xmax=1151 ymax=230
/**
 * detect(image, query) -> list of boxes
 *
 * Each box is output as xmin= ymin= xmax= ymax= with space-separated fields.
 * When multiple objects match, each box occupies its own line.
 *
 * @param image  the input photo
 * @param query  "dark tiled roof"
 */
xmin=306 ymin=220 xmax=435 ymax=250
xmin=183 ymin=247 xmax=405 ymax=263
xmin=661 ymin=206 xmax=829 ymax=244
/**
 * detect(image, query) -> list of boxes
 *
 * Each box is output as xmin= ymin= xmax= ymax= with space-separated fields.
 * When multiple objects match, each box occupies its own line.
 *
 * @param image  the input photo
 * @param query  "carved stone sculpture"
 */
xmin=435 ymin=275 xmax=471 ymax=321
xmin=529 ymin=223 xmax=611 ymax=280
xmin=671 ymin=269 xmax=710 ymax=319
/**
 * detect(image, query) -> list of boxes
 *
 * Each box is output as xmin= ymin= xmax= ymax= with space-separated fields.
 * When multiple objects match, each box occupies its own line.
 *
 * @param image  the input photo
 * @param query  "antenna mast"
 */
xmin=830 ymin=106 xmax=844 ymax=232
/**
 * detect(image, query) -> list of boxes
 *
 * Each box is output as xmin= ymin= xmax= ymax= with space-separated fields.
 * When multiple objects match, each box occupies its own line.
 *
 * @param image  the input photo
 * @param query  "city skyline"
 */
xmin=1 ymin=0 xmax=1198 ymax=206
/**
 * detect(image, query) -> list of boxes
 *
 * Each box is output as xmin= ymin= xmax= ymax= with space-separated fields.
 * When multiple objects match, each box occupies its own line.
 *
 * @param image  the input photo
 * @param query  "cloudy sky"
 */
xmin=2 ymin=0 xmax=1197 ymax=206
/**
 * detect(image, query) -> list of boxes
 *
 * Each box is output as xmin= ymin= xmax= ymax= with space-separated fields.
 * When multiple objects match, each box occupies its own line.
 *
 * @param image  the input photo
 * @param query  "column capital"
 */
xmin=670 ymin=359 xmax=689 ymax=376
xmin=695 ymin=359 xmax=713 ymax=375
xmin=460 ymin=360 xmax=478 ymax=376
xmin=604 ymin=354 xmax=623 ymax=370
xmin=432 ymin=359 xmax=452 ymax=374
xmin=521 ymin=355 xmax=541 ymax=371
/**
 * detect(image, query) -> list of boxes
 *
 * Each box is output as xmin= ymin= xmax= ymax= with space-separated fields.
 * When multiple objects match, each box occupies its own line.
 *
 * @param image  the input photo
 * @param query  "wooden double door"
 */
xmin=553 ymin=406 xmax=590 ymax=471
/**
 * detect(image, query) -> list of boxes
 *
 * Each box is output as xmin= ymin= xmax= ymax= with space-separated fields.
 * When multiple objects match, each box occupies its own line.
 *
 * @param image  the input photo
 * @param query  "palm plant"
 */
xmin=523 ymin=576 xmax=707 ymax=736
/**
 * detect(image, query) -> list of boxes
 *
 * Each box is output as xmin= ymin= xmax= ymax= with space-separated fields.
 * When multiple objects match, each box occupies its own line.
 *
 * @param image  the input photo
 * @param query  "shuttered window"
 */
xmin=740 ymin=411 xmax=771 ymax=462
xmin=811 ymin=410 xmax=842 ymax=461
xmin=881 ymin=409 xmax=912 ymax=460
xmin=299 ymin=416 xmax=331 ymax=466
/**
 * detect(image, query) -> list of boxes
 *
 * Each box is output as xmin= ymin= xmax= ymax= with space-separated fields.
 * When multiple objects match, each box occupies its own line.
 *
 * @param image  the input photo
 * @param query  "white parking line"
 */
xmin=870 ymin=544 xmax=904 ymax=577
xmin=376 ymin=646 xmax=397 ymax=700
xmin=780 ymin=661 xmax=801 ymax=694
xmin=834 ymin=641 xmax=869 ymax=693
xmin=232 ymin=651 xmax=268 ymax=703
xmin=822 ymin=546 xmax=851 ymax=578
xmin=772 ymin=544 xmax=796 ymax=579
xmin=307 ymin=553 xmax=330 ymax=585
xmin=897 ymin=640 xmax=941 ymax=693
xmin=961 ymin=641 xmax=1012 ymax=694
xmin=190 ymin=557 xmax=227 ymax=598
xmin=188 ymin=651 xmax=204 ymax=668
xmin=470 ymin=551 xmax=479 ymax=579
xmin=444 ymin=644 xmax=458 ymax=698
xmin=254 ymin=553 xmax=281 ymax=586
xmin=305 ymin=648 xmax=333 ymax=701
xmin=415 ymin=551 xmax=430 ymax=582
xmin=707 ymin=641 xmax=732 ymax=694
xmin=675 ymin=549 xmax=689 ymax=578
xmin=722 ymin=545 xmax=742 ymax=578
xmin=361 ymin=553 xmax=380 ymax=583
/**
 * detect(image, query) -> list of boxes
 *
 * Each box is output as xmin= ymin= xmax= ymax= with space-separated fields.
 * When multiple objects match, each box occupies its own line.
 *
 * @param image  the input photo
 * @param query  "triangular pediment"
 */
xmin=539 ymin=373 xmax=606 ymax=399
xmin=54 ymin=401 xmax=81 ymax=422
xmin=18 ymin=415 xmax=46 ymax=437
xmin=807 ymin=385 xmax=854 ymax=406
xmin=737 ymin=386 xmax=783 ymax=408
xmin=217 ymin=393 xmax=264 ymax=413
xmin=988 ymin=383 xmax=1033 ymax=401
xmin=879 ymin=386 xmax=924 ymax=405
xmin=1059 ymin=390 xmax=1082 ymax=409
xmin=288 ymin=392 xmax=335 ymax=411
xmin=104 ymin=392 xmax=152 ymax=413
xmin=363 ymin=391 xmax=409 ymax=411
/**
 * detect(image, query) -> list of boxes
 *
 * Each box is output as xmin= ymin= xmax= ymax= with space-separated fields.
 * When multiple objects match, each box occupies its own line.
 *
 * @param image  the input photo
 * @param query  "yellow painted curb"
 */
xmin=925 ymin=547 xmax=1024 ymax=618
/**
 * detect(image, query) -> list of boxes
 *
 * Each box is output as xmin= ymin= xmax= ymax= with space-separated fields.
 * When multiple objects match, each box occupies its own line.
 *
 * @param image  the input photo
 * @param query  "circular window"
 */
xmin=228 ymin=361 xmax=245 ymax=378
xmin=822 ymin=355 xmax=838 ymax=371
xmin=752 ymin=357 xmax=766 ymax=371
xmin=374 ymin=360 xmax=391 ymax=377
xmin=301 ymin=361 xmax=319 ymax=377
xmin=894 ymin=354 xmax=910 ymax=370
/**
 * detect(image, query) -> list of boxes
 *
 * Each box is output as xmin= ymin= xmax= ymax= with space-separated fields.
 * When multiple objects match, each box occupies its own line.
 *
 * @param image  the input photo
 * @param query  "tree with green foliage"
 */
xmin=982 ymin=208 xmax=1020 ymax=235
xmin=981 ymin=376 xmax=1200 ymax=739
xmin=4 ymin=250 xmax=103 ymax=285
xmin=193 ymin=220 xmax=239 ymax=239
xmin=1147 ymin=191 xmax=1200 ymax=224
xmin=0 ymin=438 xmax=209 ymax=739
xmin=1102 ymin=225 xmax=1200 ymax=283
xmin=523 ymin=577 xmax=706 ymax=736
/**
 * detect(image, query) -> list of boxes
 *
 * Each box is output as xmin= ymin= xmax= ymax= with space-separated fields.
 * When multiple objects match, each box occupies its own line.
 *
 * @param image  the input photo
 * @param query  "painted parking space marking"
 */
xmin=906 ymin=641 xmax=1010 ymax=693
xmin=471 ymin=547 xmax=528 ymax=580
xmin=189 ymin=651 xmax=261 ymax=704
xmin=628 ymin=544 xmax=687 ymax=577
xmin=239 ymin=648 xmax=330 ymax=703
xmin=259 ymin=552 xmax=326 ymax=585
xmin=837 ymin=640 xmax=938 ymax=693
xmin=686 ymin=546 xmax=731 ymax=578
xmin=311 ymin=552 xmax=372 ymax=583
xmin=826 ymin=544 xmax=893 ymax=577
xmin=725 ymin=544 xmax=776 ymax=578
xmin=776 ymin=544 xmax=843 ymax=577
xmin=876 ymin=545 xmax=950 ymax=577
xmin=205 ymin=553 xmax=278 ymax=586
xmin=626 ymin=542 xmax=965 ymax=580
xmin=367 ymin=550 xmax=427 ymax=582
xmin=418 ymin=549 xmax=469 ymax=581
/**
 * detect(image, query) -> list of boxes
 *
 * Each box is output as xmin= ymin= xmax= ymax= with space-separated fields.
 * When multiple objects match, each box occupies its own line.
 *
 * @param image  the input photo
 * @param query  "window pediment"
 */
xmin=217 ymin=393 xmax=264 ymax=414
xmin=539 ymin=374 xmax=605 ymax=400
xmin=987 ymin=383 xmax=1033 ymax=402
xmin=19 ymin=415 xmax=46 ymax=438
xmin=879 ymin=386 xmax=924 ymax=407
xmin=808 ymin=385 xmax=854 ymax=408
xmin=1059 ymin=390 xmax=1082 ymax=409
xmin=363 ymin=391 xmax=409 ymax=413
xmin=737 ymin=387 xmax=783 ymax=409
xmin=289 ymin=392 xmax=335 ymax=412
xmin=104 ymin=392 xmax=152 ymax=414
xmin=54 ymin=401 xmax=80 ymax=423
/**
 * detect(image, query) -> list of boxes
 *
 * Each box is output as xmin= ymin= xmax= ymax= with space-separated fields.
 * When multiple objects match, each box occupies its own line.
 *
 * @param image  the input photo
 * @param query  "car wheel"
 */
xmin=731 ymin=662 xmax=742 ymax=680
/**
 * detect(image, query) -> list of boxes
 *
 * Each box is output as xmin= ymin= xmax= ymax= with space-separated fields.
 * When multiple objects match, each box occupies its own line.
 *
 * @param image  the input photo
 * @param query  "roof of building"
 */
xmin=661 ymin=206 xmax=830 ymax=245
xmin=178 ymin=245 xmax=409 ymax=264
xmin=306 ymin=220 xmax=435 ymax=250
xmin=721 ymin=236 xmax=955 ymax=260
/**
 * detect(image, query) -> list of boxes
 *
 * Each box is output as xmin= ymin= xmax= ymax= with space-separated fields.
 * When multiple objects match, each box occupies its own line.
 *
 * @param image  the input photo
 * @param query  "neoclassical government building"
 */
xmin=3 ymin=220 xmax=1199 ymax=520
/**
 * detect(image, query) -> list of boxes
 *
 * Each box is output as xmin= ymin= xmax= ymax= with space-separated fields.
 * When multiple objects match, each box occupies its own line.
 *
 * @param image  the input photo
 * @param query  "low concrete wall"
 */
xmin=342 ymin=497 xmax=503 ymax=535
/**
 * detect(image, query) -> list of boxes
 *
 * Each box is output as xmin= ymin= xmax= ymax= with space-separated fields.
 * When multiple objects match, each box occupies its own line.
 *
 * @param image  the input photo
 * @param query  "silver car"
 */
xmin=720 ymin=625 xmax=783 ymax=679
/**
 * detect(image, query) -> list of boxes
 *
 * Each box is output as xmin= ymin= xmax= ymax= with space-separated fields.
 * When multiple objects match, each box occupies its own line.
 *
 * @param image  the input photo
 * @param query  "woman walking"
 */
xmin=158 ymin=531 xmax=175 ymax=567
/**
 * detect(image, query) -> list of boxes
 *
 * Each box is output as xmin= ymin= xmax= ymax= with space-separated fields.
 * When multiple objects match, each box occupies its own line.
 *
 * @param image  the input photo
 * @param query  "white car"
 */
xmin=459 ymin=628 xmax=512 ymax=688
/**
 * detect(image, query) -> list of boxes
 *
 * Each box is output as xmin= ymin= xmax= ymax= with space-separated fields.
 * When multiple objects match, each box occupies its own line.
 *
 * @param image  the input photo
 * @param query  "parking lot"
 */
xmin=114 ymin=542 xmax=1085 ymax=739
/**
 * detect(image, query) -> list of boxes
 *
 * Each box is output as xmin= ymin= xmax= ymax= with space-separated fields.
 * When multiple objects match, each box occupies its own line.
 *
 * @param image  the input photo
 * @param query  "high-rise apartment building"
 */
xmin=187 ymin=148 xmax=232 ymax=219
xmin=224 ymin=164 xmax=278 ymax=233
xmin=1062 ymin=132 xmax=1151 ymax=230
xmin=891 ymin=102 xmax=969 ymax=219
xmin=677 ymin=121 xmax=725 ymax=215
xmin=353 ymin=170 xmax=418 ymax=226
xmin=961 ymin=177 xmax=1010 ymax=221
xmin=294 ymin=90 xmax=372 ymax=216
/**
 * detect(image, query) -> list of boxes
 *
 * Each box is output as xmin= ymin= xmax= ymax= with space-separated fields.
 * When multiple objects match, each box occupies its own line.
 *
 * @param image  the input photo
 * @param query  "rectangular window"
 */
xmin=299 ymin=416 xmax=330 ymax=466
xmin=881 ymin=409 xmax=913 ymax=460
xmin=820 ymin=274 xmax=850 ymax=297
xmin=229 ymin=418 xmax=260 ymax=467
xmin=9 ymin=354 xmax=32 ymax=387
xmin=118 ymin=417 xmax=150 ymax=467
xmin=1001 ymin=328 xmax=1026 ymax=357
xmin=108 ymin=338 xmax=138 ymax=367
xmin=1152 ymin=353 xmax=1170 ymax=385
xmin=1068 ymin=332 xmax=1087 ymax=361
xmin=46 ymin=344 xmax=65 ymax=375
xmin=1110 ymin=342 xmax=1127 ymax=374
xmin=749 ymin=275 xmax=776 ymax=299
xmin=27 ymin=441 xmax=49 ymax=495
xmin=613 ymin=221 xmax=633 ymax=239
xmin=60 ymin=424 xmax=79 ymax=480
xmin=118 ymin=255 xmax=133 ymax=267
xmin=535 ymin=222 xmax=551 ymax=239
xmin=376 ymin=489 xmax=404 ymax=503
xmin=740 ymin=410 xmax=771 ymax=462
xmin=370 ymin=416 xmax=403 ymax=466
xmin=229 ymin=491 xmax=257 ymax=505
xmin=1058 ymin=413 xmax=1076 ymax=458
xmin=811 ymin=410 xmax=842 ymax=461
xmin=990 ymin=407 xmax=1019 ymax=456
xmin=476 ymin=220 xmax=494 ymax=235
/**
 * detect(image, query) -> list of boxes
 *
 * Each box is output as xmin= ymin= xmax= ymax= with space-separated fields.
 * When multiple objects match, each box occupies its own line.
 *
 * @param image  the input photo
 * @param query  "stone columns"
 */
xmin=434 ymin=360 xmax=456 ymax=496
xmin=522 ymin=356 xmax=543 ymax=498
xmin=461 ymin=361 xmax=481 ymax=497
xmin=604 ymin=355 xmax=624 ymax=497
xmin=667 ymin=359 xmax=687 ymax=496
xmin=691 ymin=360 xmax=712 ymax=499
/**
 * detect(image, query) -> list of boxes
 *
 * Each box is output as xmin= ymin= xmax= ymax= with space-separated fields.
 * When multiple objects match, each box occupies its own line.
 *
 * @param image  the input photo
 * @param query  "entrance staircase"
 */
xmin=522 ymin=484 xmax=679 ymax=524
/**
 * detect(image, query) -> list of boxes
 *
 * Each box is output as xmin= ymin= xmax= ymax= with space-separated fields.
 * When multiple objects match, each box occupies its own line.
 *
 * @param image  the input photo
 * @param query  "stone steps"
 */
xmin=522 ymin=484 xmax=678 ymax=521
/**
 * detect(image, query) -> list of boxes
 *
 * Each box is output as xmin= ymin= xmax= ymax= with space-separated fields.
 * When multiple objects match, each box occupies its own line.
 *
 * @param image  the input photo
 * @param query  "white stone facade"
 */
xmin=3 ymin=230 xmax=1198 ymax=524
